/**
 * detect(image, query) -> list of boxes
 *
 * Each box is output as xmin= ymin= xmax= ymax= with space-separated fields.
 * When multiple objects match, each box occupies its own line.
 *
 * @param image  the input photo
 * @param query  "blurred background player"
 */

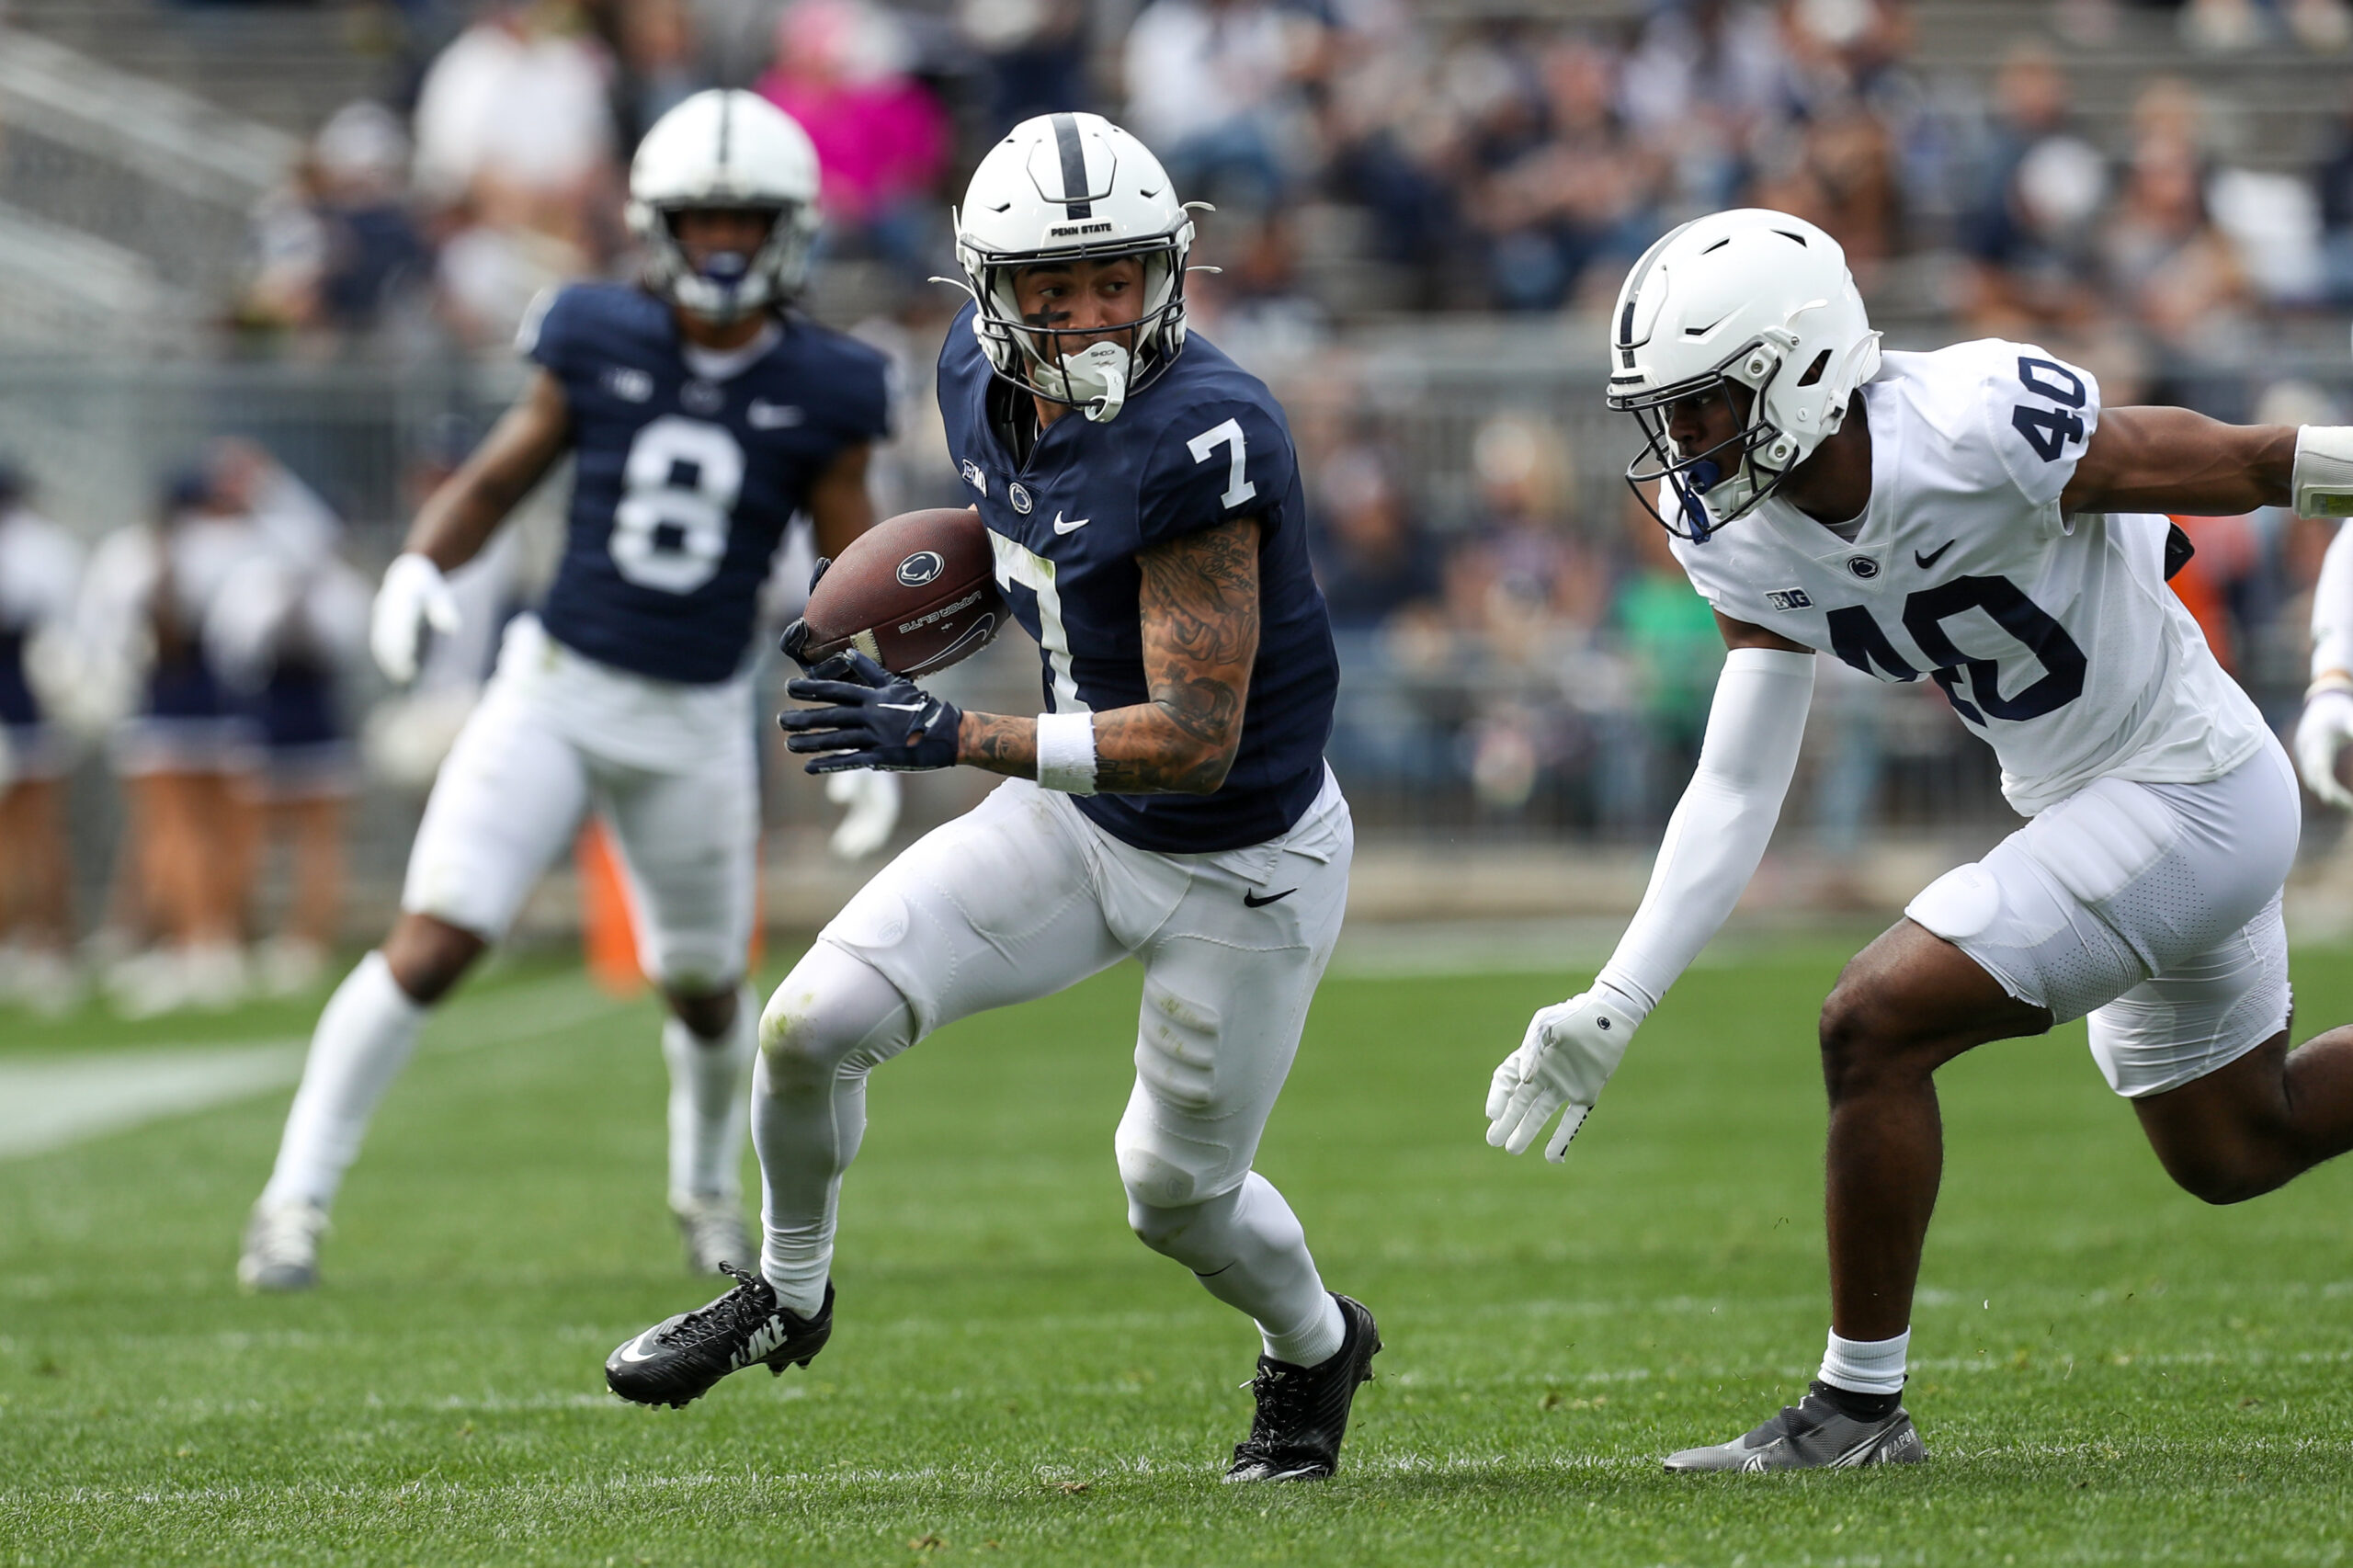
xmin=0 ymin=462 xmax=86 ymax=1013
xmin=200 ymin=444 xmax=374 ymax=998
xmin=238 ymin=88 xmax=893 ymax=1292
xmin=78 ymin=469 xmax=272 ymax=1016
xmin=606 ymin=113 xmax=1381 ymax=1486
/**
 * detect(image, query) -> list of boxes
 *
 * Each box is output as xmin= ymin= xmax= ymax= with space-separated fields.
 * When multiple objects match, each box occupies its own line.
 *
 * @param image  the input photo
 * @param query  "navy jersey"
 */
xmin=525 ymin=283 xmax=892 ymax=685
xmin=938 ymin=304 xmax=1338 ymax=853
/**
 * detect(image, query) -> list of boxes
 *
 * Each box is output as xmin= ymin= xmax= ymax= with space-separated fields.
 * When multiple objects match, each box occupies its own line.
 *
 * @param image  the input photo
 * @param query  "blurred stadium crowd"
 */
xmin=6 ymin=0 xmax=2353 ymax=1013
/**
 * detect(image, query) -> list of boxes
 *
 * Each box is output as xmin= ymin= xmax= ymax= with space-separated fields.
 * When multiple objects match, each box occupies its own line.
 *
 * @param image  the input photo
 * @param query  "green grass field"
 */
xmin=5 ymin=938 xmax=2353 ymax=1566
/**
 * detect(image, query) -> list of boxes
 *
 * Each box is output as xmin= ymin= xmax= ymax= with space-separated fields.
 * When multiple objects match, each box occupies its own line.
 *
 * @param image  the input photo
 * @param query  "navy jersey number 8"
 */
xmin=613 ymin=415 xmax=745 ymax=594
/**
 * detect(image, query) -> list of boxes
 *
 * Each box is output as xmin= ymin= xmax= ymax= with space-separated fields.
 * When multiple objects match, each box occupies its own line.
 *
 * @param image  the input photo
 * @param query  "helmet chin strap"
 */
xmin=1043 ymin=340 xmax=1131 ymax=424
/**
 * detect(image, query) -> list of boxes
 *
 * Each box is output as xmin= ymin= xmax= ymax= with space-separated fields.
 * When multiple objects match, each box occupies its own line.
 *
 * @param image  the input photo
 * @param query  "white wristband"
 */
xmin=1035 ymin=710 xmax=1097 ymax=795
xmin=2294 ymin=426 xmax=2353 ymax=519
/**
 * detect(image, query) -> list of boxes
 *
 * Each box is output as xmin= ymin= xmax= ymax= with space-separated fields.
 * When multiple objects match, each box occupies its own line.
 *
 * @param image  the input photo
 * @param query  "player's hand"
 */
xmin=369 ymin=552 xmax=460 ymax=685
xmin=780 ymin=650 xmax=961 ymax=773
xmin=1485 ymin=986 xmax=1643 ymax=1162
xmin=825 ymin=768 xmax=901 ymax=858
xmin=2295 ymin=687 xmax=2353 ymax=811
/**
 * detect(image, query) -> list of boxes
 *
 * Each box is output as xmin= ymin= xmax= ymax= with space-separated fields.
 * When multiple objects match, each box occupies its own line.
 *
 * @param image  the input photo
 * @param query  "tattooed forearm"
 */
xmin=948 ymin=516 xmax=1263 ymax=795
xmin=956 ymin=710 xmax=1036 ymax=777
xmin=1108 ymin=515 xmax=1259 ymax=792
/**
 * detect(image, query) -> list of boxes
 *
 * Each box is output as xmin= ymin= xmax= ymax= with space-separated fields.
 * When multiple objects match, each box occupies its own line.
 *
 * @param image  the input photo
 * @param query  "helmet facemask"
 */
xmin=637 ymin=199 xmax=817 ymax=324
xmin=956 ymin=226 xmax=1191 ymax=424
xmin=1617 ymin=335 xmax=1817 ymax=544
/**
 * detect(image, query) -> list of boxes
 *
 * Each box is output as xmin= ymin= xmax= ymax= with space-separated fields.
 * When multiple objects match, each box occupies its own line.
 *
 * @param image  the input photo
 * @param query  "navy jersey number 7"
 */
xmin=936 ymin=301 xmax=1338 ymax=854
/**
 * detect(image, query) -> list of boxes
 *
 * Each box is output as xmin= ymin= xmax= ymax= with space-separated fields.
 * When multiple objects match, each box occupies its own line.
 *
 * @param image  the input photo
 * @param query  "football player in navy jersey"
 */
xmin=240 ymin=90 xmax=893 ymax=1292
xmin=606 ymin=113 xmax=1381 ymax=1484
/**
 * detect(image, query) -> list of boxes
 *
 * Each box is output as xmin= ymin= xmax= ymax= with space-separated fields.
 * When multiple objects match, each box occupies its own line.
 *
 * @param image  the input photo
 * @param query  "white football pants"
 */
xmin=756 ymin=770 xmax=1353 ymax=1361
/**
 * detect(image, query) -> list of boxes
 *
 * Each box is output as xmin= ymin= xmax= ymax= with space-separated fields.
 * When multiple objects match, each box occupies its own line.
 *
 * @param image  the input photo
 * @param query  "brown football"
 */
xmin=800 ymin=506 xmax=1008 ymax=677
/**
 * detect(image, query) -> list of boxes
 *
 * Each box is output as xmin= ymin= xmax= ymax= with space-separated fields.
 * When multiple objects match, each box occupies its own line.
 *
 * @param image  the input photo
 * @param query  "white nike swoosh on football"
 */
xmin=1053 ymin=512 xmax=1089 ymax=534
xmin=615 ymin=1330 xmax=665 ymax=1364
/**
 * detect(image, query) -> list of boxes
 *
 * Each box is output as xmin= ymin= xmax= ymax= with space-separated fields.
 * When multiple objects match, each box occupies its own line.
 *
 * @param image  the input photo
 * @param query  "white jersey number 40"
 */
xmin=611 ymin=415 xmax=744 ymax=595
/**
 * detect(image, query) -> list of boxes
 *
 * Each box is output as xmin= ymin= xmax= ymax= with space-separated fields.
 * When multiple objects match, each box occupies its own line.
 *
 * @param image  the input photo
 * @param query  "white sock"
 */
xmin=1820 ymin=1327 xmax=1911 ymax=1396
xmin=753 ymin=945 xmax=915 ymax=1319
xmin=1130 ymin=1173 xmax=1347 ymax=1369
xmin=663 ymin=984 xmax=756 ymax=1205
xmin=259 ymin=951 xmax=428 ymax=1210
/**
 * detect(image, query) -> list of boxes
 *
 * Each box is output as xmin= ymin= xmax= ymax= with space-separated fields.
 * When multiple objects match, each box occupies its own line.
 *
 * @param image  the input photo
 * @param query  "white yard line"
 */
xmin=0 ymin=1042 xmax=306 ymax=1159
xmin=0 ymin=973 xmax=626 ymax=1161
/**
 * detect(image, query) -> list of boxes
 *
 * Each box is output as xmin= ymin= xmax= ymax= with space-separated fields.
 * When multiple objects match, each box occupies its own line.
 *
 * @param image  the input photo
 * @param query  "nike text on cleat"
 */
xmin=671 ymin=1194 xmax=754 ymax=1278
xmin=1223 ymin=1293 xmax=1381 ymax=1483
xmin=1663 ymin=1381 xmax=1927 ymax=1471
xmin=238 ymin=1199 xmax=329 ymax=1293
xmin=604 ymin=1265 xmax=834 ymax=1409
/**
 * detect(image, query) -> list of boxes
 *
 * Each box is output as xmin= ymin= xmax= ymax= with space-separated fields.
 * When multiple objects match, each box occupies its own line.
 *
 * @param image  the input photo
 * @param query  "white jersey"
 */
xmin=1671 ymin=338 xmax=2267 ymax=816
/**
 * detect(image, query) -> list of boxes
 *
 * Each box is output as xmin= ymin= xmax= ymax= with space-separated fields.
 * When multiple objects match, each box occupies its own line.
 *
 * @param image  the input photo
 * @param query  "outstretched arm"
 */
xmin=2060 ymin=406 xmax=2294 ymax=518
xmin=957 ymin=515 xmax=1261 ymax=792
xmin=1488 ymin=611 xmax=1815 ymax=1160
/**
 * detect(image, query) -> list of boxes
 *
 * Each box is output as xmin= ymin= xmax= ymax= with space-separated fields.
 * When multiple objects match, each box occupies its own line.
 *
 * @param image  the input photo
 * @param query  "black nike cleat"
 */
xmin=1664 ymin=1381 xmax=1926 ymax=1471
xmin=1223 ymin=1293 xmax=1382 ymax=1482
xmin=605 ymin=1265 xmax=833 ymax=1409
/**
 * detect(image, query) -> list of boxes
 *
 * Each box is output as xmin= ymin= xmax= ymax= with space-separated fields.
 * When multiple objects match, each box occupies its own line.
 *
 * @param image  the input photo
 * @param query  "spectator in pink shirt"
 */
xmin=756 ymin=0 xmax=950 ymax=274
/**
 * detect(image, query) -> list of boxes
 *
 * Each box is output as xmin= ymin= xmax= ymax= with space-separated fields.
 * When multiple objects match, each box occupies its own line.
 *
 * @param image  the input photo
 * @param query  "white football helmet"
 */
xmin=951 ymin=112 xmax=1195 ymax=423
xmin=627 ymin=89 xmax=822 ymax=323
xmin=1607 ymin=209 xmax=1881 ymax=540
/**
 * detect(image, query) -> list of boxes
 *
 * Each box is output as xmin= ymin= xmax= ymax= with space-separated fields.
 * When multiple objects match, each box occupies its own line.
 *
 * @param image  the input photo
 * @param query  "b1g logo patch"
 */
xmin=896 ymin=551 xmax=946 ymax=588
xmin=1765 ymin=588 xmax=1813 ymax=611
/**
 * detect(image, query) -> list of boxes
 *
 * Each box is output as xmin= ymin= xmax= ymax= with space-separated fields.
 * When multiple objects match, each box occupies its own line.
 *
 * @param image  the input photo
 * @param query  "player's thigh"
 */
xmin=597 ymin=736 xmax=758 ymax=996
xmin=401 ymin=686 xmax=590 ymax=942
xmin=1115 ymin=790 xmax=1354 ymax=1210
xmin=2092 ymin=892 xmax=2290 ymax=1103
xmin=814 ymin=778 xmax=1126 ymax=1041
xmin=1904 ymin=747 xmax=2297 ymax=1032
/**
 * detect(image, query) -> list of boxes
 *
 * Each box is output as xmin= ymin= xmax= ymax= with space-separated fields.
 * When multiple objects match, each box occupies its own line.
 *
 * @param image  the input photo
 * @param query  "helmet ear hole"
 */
xmin=1796 ymin=348 xmax=1832 ymax=388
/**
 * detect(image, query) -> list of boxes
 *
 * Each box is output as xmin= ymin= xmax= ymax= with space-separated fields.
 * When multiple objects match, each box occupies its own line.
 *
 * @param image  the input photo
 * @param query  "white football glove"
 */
xmin=369 ymin=552 xmax=461 ymax=685
xmin=824 ymin=767 xmax=901 ymax=860
xmin=1485 ymin=985 xmax=1645 ymax=1162
xmin=2295 ymin=687 xmax=2353 ymax=811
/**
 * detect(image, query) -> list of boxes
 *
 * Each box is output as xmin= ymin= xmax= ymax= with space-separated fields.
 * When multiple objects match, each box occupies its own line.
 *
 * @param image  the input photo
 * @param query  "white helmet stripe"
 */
xmin=1050 ymin=112 xmax=1092 ymax=220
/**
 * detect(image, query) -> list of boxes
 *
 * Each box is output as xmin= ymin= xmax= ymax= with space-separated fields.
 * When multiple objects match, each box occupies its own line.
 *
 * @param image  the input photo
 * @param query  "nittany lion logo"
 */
xmin=896 ymin=551 xmax=946 ymax=588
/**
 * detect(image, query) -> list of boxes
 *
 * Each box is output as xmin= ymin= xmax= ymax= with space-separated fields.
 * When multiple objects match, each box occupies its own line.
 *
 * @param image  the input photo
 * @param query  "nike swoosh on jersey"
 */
xmin=1052 ymin=511 xmax=1089 ymax=534
xmin=1914 ymin=540 xmax=1956 ymax=569
xmin=748 ymin=400 xmax=804 ymax=429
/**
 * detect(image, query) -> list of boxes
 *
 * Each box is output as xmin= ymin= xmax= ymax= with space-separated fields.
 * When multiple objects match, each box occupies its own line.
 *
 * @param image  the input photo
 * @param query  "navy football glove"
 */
xmin=780 ymin=650 xmax=961 ymax=773
xmin=777 ymin=555 xmax=833 ymax=670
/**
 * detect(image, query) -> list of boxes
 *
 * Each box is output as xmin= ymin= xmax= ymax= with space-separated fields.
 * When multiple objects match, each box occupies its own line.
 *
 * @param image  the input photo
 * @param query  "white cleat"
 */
xmin=672 ymin=1194 xmax=755 ymax=1278
xmin=238 ymin=1199 xmax=329 ymax=1293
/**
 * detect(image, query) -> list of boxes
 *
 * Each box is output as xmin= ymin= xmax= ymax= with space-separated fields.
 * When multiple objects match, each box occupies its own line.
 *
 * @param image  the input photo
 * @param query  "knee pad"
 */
xmin=1114 ymin=1103 xmax=1233 ymax=1211
xmin=756 ymin=944 xmax=914 ymax=1089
